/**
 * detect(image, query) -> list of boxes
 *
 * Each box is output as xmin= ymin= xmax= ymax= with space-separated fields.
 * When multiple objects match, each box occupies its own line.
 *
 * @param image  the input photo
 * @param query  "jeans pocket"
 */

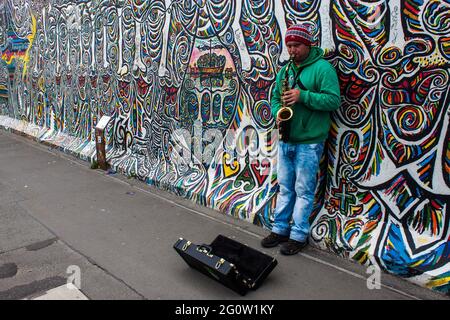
xmin=310 ymin=143 xmax=324 ymax=157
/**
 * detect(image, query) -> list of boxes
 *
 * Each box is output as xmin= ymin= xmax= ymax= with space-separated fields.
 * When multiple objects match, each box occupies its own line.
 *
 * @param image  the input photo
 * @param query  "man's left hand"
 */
xmin=282 ymin=89 xmax=301 ymax=107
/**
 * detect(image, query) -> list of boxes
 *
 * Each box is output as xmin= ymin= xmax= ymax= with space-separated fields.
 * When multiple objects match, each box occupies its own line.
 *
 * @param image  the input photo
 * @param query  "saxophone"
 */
xmin=277 ymin=57 xmax=294 ymax=142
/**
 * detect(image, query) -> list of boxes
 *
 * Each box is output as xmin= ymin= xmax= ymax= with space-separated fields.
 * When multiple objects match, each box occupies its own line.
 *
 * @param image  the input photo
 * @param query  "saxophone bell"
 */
xmin=277 ymin=106 xmax=293 ymax=122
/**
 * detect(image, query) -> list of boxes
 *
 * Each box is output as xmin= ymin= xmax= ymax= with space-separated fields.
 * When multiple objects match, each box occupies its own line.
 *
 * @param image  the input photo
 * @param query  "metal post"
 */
xmin=94 ymin=115 xmax=111 ymax=170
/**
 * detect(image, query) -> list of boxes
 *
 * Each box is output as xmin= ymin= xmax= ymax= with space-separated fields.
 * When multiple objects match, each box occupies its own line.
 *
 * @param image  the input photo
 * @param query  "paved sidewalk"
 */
xmin=23 ymin=285 xmax=89 ymax=300
xmin=0 ymin=128 xmax=447 ymax=300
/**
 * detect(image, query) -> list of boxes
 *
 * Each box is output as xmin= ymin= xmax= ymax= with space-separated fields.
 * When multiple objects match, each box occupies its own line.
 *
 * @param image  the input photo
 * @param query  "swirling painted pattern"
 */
xmin=0 ymin=0 xmax=449 ymax=295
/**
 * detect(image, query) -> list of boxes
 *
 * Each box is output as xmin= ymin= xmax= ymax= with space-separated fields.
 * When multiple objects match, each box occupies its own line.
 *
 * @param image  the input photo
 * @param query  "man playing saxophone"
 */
xmin=261 ymin=23 xmax=341 ymax=255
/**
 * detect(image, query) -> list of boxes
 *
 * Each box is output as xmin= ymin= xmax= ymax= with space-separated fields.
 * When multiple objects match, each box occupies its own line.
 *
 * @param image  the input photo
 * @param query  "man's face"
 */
xmin=286 ymin=41 xmax=310 ymax=63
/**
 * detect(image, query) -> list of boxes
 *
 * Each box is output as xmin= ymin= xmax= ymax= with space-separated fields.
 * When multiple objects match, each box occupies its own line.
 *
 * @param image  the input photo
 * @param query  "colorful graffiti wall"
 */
xmin=0 ymin=0 xmax=448 ymax=295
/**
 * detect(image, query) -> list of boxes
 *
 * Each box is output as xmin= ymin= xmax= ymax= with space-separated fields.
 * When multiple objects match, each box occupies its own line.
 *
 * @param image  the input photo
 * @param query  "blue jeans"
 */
xmin=272 ymin=141 xmax=324 ymax=242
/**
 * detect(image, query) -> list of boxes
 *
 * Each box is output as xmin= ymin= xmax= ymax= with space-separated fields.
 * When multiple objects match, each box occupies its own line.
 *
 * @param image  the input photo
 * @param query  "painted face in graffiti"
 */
xmin=286 ymin=41 xmax=310 ymax=65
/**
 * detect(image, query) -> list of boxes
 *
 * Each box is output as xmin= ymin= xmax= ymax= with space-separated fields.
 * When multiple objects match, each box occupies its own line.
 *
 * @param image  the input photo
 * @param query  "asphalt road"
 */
xmin=0 ymin=128 xmax=447 ymax=300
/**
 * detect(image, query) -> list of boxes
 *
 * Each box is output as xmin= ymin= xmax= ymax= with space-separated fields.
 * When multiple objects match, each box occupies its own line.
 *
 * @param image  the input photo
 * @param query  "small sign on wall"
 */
xmin=95 ymin=115 xmax=111 ymax=131
xmin=95 ymin=115 xmax=111 ymax=170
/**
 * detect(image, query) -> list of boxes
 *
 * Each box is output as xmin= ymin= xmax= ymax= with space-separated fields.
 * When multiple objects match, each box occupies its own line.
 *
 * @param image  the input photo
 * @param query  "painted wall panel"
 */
xmin=0 ymin=0 xmax=448 ymax=295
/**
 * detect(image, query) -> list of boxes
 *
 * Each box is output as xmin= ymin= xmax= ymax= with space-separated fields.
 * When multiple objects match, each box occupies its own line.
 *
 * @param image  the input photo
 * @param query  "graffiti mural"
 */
xmin=0 ymin=0 xmax=448 ymax=295
xmin=309 ymin=0 xmax=450 ymax=295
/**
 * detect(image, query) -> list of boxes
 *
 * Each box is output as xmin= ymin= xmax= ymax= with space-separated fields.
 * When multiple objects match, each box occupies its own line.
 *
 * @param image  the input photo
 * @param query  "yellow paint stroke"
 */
xmin=1 ymin=49 xmax=24 ymax=64
xmin=411 ymin=259 xmax=425 ymax=268
xmin=427 ymin=275 xmax=450 ymax=289
xmin=22 ymin=13 xmax=37 ymax=78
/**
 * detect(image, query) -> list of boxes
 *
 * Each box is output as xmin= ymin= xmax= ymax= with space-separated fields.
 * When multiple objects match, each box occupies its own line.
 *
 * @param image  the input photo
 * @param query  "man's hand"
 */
xmin=282 ymin=88 xmax=301 ymax=107
xmin=276 ymin=117 xmax=281 ymax=128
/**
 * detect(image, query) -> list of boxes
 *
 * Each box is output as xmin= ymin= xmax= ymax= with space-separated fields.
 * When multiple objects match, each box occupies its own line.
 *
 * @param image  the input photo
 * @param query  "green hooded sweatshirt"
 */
xmin=271 ymin=47 xmax=341 ymax=144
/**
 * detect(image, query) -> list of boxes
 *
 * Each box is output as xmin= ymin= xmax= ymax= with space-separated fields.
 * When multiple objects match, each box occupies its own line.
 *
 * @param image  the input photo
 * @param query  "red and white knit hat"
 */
xmin=285 ymin=24 xmax=313 ymax=46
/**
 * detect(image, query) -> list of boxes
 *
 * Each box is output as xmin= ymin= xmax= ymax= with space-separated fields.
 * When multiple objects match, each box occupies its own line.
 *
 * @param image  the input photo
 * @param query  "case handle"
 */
xmin=197 ymin=244 xmax=214 ymax=258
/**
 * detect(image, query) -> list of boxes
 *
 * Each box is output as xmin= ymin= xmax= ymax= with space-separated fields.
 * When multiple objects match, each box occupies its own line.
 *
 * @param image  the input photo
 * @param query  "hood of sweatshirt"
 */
xmin=298 ymin=47 xmax=324 ymax=68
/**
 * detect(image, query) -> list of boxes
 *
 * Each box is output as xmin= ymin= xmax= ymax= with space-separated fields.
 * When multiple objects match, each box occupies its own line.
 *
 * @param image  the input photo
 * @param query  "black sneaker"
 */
xmin=261 ymin=232 xmax=289 ymax=248
xmin=280 ymin=239 xmax=308 ymax=255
